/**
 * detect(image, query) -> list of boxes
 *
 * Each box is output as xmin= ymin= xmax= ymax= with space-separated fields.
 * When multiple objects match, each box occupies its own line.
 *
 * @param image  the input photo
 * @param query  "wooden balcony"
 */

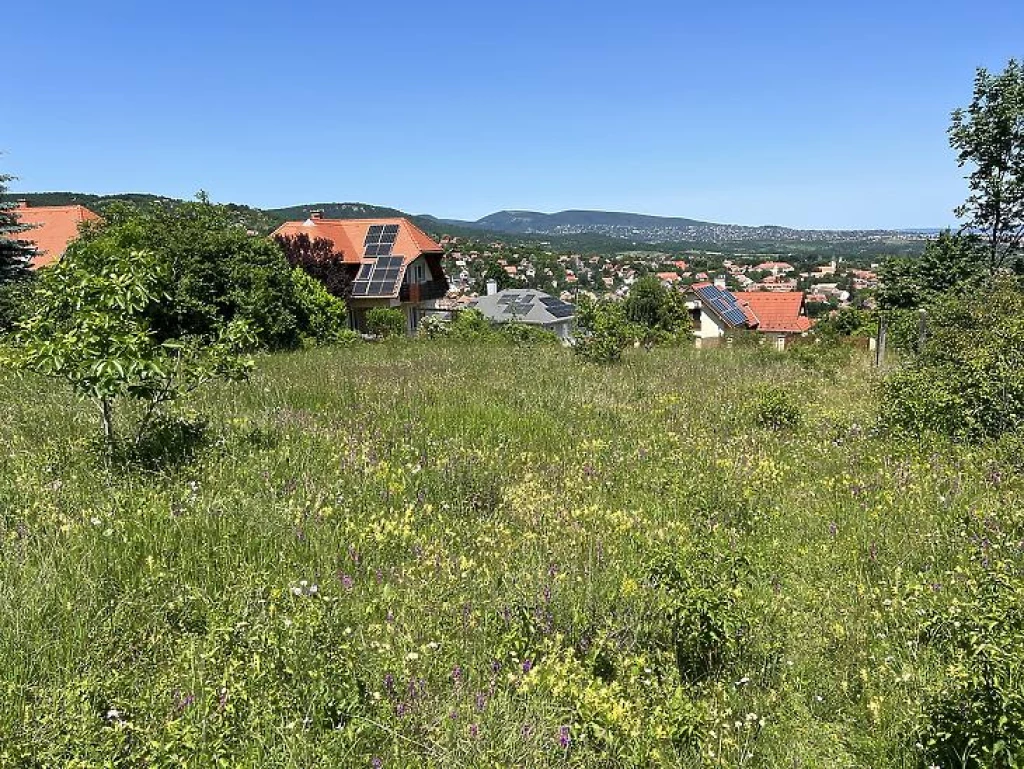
xmin=400 ymin=279 xmax=448 ymax=303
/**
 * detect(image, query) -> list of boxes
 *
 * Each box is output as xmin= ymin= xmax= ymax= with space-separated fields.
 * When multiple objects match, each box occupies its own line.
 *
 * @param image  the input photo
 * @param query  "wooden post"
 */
xmin=875 ymin=313 xmax=888 ymax=367
xmin=917 ymin=309 xmax=928 ymax=353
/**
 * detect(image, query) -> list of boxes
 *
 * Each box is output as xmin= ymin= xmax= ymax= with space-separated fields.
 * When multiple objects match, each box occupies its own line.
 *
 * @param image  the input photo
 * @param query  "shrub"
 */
xmin=752 ymin=385 xmax=803 ymax=429
xmin=89 ymin=198 xmax=303 ymax=349
xmin=918 ymin=549 xmax=1024 ymax=766
xmin=448 ymin=308 xmax=494 ymax=341
xmin=647 ymin=543 xmax=753 ymax=683
xmin=573 ymin=298 xmax=630 ymax=363
xmin=365 ymin=307 xmax=406 ymax=339
xmin=0 ymin=275 xmax=35 ymax=334
xmin=497 ymin=321 xmax=559 ymax=347
xmin=289 ymin=269 xmax=349 ymax=346
xmin=881 ymin=280 xmax=1024 ymax=440
xmin=416 ymin=314 xmax=449 ymax=339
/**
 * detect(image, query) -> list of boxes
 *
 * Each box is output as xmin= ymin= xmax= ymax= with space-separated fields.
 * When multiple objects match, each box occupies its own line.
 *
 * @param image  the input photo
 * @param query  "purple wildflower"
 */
xmin=469 ymin=723 xmax=480 ymax=738
xmin=522 ymin=659 xmax=533 ymax=674
xmin=558 ymin=725 xmax=571 ymax=748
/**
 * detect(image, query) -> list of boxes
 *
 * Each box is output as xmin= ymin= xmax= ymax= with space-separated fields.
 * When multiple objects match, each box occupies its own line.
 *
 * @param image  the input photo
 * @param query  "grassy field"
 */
xmin=0 ymin=342 xmax=1018 ymax=767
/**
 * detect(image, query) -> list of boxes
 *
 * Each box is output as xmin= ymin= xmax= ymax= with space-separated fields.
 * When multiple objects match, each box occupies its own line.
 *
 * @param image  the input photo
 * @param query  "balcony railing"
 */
xmin=400 ymin=280 xmax=449 ymax=303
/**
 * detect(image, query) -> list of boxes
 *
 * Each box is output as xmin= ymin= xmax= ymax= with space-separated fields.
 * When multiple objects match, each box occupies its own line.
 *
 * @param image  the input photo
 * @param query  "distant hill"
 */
xmin=456 ymin=209 xmax=714 ymax=233
xmin=2 ymin=192 xmax=931 ymax=255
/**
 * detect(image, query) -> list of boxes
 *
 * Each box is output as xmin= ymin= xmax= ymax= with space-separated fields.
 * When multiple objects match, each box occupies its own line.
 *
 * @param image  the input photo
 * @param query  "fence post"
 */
xmin=875 ymin=313 xmax=888 ymax=367
xmin=917 ymin=309 xmax=928 ymax=353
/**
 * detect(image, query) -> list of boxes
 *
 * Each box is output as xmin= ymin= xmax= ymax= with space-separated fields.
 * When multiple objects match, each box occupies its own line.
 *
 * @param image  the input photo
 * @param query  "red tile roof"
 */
xmin=10 ymin=202 xmax=101 ymax=268
xmin=733 ymin=291 xmax=813 ymax=333
xmin=269 ymin=215 xmax=441 ymax=266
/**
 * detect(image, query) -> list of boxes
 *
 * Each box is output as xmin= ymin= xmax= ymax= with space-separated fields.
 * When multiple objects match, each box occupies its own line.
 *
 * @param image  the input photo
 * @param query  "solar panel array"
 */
xmin=364 ymin=224 xmax=399 ymax=257
xmin=498 ymin=293 xmax=535 ymax=315
xmin=694 ymin=284 xmax=747 ymax=327
xmin=351 ymin=256 xmax=405 ymax=298
xmin=539 ymin=296 xmax=575 ymax=318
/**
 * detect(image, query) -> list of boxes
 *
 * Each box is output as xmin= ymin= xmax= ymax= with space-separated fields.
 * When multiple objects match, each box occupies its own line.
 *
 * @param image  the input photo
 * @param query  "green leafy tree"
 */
xmin=624 ymin=275 xmax=666 ymax=328
xmin=624 ymin=275 xmax=688 ymax=335
xmin=877 ymin=230 xmax=983 ymax=309
xmin=949 ymin=59 xmax=1024 ymax=275
xmin=1 ymin=240 xmax=254 ymax=444
xmin=90 ymin=196 xmax=301 ymax=348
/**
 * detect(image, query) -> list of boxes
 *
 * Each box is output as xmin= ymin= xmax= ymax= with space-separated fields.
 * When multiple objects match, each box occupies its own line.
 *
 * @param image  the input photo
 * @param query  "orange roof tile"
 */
xmin=733 ymin=291 xmax=814 ymax=333
xmin=270 ymin=215 xmax=442 ymax=266
xmin=10 ymin=202 xmax=101 ymax=268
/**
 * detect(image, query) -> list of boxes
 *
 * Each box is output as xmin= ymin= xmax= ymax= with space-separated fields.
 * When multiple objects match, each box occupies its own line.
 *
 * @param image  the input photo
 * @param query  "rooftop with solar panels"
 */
xmin=470 ymin=288 xmax=576 ymax=338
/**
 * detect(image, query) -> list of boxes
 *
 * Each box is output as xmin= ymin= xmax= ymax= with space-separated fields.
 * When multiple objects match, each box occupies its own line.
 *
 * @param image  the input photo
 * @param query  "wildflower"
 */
xmin=105 ymin=707 xmax=121 ymax=721
xmin=522 ymin=659 xmax=533 ymax=673
xmin=469 ymin=723 xmax=480 ymax=738
xmin=405 ymin=652 xmax=420 ymax=662
xmin=475 ymin=691 xmax=487 ymax=711
xmin=734 ymin=676 xmax=750 ymax=686
xmin=341 ymin=574 xmax=354 ymax=590
xmin=828 ymin=521 xmax=838 ymax=537
xmin=371 ymin=758 xmax=383 ymax=769
xmin=558 ymin=725 xmax=571 ymax=748
xmin=451 ymin=665 xmax=463 ymax=685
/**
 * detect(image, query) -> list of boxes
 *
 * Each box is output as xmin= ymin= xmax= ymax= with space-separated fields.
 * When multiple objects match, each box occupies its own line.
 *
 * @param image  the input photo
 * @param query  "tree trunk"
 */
xmin=101 ymin=398 xmax=115 ymax=445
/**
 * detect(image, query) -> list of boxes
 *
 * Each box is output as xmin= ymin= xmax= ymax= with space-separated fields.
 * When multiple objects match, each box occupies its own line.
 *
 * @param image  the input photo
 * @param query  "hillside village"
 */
xmin=7 ymin=199 xmax=882 ymax=349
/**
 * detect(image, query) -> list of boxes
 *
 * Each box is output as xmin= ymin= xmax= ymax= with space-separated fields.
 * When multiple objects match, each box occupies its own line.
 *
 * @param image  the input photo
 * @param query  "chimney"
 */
xmin=310 ymin=210 xmax=323 ymax=221
xmin=713 ymin=275 xmax=727 ymax=290
xmin=486 ymin=279 xmax=498 ymax=296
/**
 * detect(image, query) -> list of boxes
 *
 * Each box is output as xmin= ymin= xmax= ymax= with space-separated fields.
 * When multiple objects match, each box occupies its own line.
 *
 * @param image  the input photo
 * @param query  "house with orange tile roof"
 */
xmin=270 ymin=212 xmax=448 ymax=336
xmin=9 ymin=200 xmax=101 ymax=268
xmin=686 ymin=283 xmax=813 ymax=350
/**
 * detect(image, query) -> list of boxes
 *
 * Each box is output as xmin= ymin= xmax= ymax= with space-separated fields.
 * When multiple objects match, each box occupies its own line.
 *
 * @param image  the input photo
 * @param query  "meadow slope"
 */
xmin=0 ymin=343 xmax=1017 ymax=767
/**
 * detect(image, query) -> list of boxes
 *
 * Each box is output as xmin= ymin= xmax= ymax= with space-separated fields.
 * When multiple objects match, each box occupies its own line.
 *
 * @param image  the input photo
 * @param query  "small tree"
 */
xmin=877 ymin=230 xmax=983 ymax=310
xmin=274 ymin=233 xmax=351 ymax=298
xmin=1 ymin=240 xmax=254 ymax=445
xmin=949 ymin=59 xmax=1024 ymax=275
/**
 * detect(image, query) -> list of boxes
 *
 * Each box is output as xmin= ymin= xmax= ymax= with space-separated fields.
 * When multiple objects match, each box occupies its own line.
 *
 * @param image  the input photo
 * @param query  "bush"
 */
xmin=88 ymin=198 xmax=303 ymax=349
xmin=497 ymin=321 xmax=559 ymax=347
xmin=0 ymin=276 xmax=35 ymax=334
xmin=881 ymin=280 xmax=1024 ymax=440
xmin=416 ymin=314 xmax=449 ymax=339
xmin=648 ymin=543 xmax=753 ymax=683
xmin=289 ymin=269 xmax=349 ymax=346
xmin=752 ymin=385 xmax=803 ymax=429
xmin=573 ymin=298 xmax=630 ymax=363
xmin=917 ymin=543 xmax=1024 ymax=766
xmin=365 ymin=307 xmax=406 ymax=339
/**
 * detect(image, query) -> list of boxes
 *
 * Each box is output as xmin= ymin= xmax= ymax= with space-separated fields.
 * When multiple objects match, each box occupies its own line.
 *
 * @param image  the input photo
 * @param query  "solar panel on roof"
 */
xmin=695 ymin=284 xmax=747 ymax=328
xmin=364 ymin=224 xmax=400 ymax=257
xmin=350 ymin=256 xmax=407 ymax=298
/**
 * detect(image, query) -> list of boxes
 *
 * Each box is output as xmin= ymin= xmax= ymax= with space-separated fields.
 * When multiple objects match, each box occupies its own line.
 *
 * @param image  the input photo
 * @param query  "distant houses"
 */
xmin=9 ymin=200 xmax=100 ymax=268
xmin=271 ymin=213 xmax=449 ymax=336
xmin=470 ymin=284 xmax=575 ymax=341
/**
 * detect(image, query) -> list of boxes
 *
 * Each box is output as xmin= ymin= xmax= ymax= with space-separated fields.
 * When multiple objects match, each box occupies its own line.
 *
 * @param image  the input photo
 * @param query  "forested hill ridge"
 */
xmin=3 ymin=192 xmax=931 ymax=255
xmin=435 ymin=208 xmax=938 ymax=245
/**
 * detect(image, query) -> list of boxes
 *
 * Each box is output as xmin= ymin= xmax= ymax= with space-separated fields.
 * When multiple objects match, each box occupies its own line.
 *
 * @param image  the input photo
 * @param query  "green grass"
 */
xmin=0 ymin=342 xmax=1017 ymax=767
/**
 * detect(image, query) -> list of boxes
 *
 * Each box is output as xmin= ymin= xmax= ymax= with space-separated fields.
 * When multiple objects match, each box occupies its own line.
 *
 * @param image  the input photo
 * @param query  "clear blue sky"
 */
xmin=3 ymin=0 xmax=1022 ymax=229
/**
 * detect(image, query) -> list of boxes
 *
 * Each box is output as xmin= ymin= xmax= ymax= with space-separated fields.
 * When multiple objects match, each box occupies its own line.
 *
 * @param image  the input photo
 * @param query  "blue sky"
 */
xmin=3 ymin=0 xmax=1022 ymax=229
